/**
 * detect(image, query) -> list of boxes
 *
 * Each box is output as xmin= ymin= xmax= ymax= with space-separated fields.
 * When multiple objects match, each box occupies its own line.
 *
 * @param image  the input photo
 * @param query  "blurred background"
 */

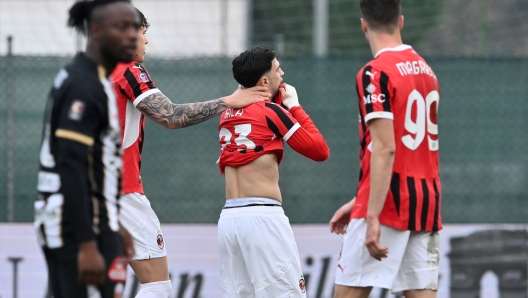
xmin=1 ymin=0 xmax=527 ymax=224
xmin=1 ymin=1 xmax=528 ymax=297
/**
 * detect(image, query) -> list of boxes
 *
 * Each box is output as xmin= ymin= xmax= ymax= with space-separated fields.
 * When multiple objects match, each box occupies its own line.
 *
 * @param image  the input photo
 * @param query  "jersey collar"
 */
xmin=374 ymin=44 xmax=413 ymax=58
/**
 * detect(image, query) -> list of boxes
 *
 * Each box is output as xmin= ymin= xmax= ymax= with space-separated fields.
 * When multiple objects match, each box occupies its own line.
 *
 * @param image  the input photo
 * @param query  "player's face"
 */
xmin=135 ymin=26 xmax=148 ymax=63
xmin=265 ymin=58 xmax=284 ymax=99
xmin=99 ymin=3 xmax=140 ymax=64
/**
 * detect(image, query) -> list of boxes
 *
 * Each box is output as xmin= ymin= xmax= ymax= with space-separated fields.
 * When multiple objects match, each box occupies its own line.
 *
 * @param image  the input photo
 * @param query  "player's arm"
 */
xmin=276 ymin=84 xmax=330 ymax=161
xmin=367 ymin=119 xmax=395 ymax=220
xmin=55 ymin=87 xmax=107 ymax=284
xmin=365 ymin=118 xmax=394 ymax=260
xmin=116 ymin=63 xmax=270 ymax=129
xmin=55 ymin=94 xmax=102 ymax=244
xmin=358 ymin=65 xmax=395 ymax=260
xmin=136 ymin=87 xmax=270 ymax=129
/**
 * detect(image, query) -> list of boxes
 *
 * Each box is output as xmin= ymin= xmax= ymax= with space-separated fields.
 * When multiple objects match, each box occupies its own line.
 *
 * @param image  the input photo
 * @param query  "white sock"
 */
xmin=135 ymin=280 xmax=172 ymax=298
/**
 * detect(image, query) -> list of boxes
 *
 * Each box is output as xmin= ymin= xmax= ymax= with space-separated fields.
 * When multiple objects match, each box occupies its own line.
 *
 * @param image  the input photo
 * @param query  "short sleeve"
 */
xmin=115 ymin=63 xmax=160 ymax=106
xmin=55 ymin=83 xmax=105 ymax=146
xmin=263 ymin=103 xmax=301 ymax=141
xmin=357 ymin=65 xmax=394 ymax=124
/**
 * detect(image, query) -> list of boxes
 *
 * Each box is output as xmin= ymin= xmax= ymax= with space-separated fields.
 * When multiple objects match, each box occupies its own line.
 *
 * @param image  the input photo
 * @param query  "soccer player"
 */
xmin=329 ymin=0 xmax=441 ymax=297
xmin=34 ymin=0 xmax=138 ymax=297
xmin=217 ymin=46 xmax=330 ymax=297
xmin=112 ymin=10 xmax=270 ymax=297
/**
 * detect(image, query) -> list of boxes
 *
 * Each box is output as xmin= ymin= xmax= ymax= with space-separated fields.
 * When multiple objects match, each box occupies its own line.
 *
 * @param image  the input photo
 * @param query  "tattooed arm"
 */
xmin=136 ymin=91 xmax=227 ymax=129
xmin=135 ymin=86 xmax=270 ymax=129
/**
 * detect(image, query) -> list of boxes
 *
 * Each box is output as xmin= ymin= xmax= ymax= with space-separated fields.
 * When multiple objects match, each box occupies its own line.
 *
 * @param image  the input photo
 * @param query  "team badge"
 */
xmin=157 ymin=232 xmax=164 ymax=249
xmin=299 ymin=275 xmax=306 ymax=294
xmin=107 ymin=256 xmax=127 ymax=282
xmin=138 ymin=72 xmax=149 ymax=82
xmin=68 ymin=100 xmax=86 ymax=121
xmin=365 ymin=83 xmax=376 ymax=94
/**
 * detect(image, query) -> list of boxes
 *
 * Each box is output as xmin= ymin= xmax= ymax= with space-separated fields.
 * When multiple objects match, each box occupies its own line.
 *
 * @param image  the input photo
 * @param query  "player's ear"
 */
xmin=259 ymin=76 xmax=269 ymax=87
xmin=360 ymin=18 xmax=368 ymax=33
xmin=399 ymin=15 xmax=404 ymax=30
xmin=90 ymin=23 xmax=101 ymax=40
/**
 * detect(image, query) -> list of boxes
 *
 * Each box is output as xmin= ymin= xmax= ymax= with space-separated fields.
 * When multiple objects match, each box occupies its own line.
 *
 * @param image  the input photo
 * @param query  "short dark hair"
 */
xmin=68 ymin=0 xmax=132 ymax=35
xmin=359 ymin=0 xmax=401 ymax=34
xmin=136 ymin=8 xmax=150 ymax=29
xmin=232 ymin=46 xmax=276 ymax=88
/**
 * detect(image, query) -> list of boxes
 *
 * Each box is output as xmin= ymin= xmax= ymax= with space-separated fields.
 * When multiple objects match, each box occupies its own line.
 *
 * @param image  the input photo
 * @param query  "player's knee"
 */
xmin=135 ymin=280 xmax=172 ymax=298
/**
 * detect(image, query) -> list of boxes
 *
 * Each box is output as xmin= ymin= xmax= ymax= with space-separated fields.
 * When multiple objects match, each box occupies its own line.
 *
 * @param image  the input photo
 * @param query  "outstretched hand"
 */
xmin=329 ymin=198 xmax=355 ymax=234
xmin=365 ymin=217 xmax=389 ymax=261
xmin=224 ymin=85 xmax=270 ymax=108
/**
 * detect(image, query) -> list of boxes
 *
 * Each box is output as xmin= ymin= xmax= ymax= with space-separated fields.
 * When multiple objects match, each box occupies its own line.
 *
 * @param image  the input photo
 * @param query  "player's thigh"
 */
xmin=335 ymin=218 xmax=410 ymax=290
xmin=238 ymin=208 xmax=306 ymax=297
xmin=333 ymin=284 xmax=372 ymax=298
xmin=119 ymin=193 xmax=167 ymax=261
xmin=393 ymin=231 xmax=439 ymax=294
xmin=403 ymin=289 xmax=438 ymax=298
xmin=129 ymin=256 xmax=170 ymax=284
xmin=218 ymin=211 xmax=254 ymax=297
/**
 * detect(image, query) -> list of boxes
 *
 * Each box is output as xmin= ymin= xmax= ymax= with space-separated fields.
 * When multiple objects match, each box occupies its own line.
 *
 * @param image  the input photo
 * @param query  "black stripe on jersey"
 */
xmin=266 ymin=116 xmax=282 ymax=138
xmin=390 ymin=173 xmax=400 ymax=216
xmin=138 ymin=115 xmax=145 ymax=154
xmin=407 ymin=177 xmax=417 ymax=230
xmin=358 ymin=168 xmax=363 ymax=182
xmin=264 ymin=103 xmax=295 ymax=130
xmin=379 ymin=71 xmax=392 ymax=112
xmin=135 ymin=63 xmax=155 ymax=89
xmin=357 ymin=83 xmax=368 ymax=158
xmin=362 ymin=66 xmax=374 ymax=114
xmin=432 ymin=179 xmax=440 ymax=231
xmin=124 ymin=69 xmax=143 ymax=99
xmin=118 ymin=85 xmax=129 ymax=98
xmin=420 ymin=179 xmax=430 ymax=231
xmin=39 ymin=223 xmax=48 ymax=247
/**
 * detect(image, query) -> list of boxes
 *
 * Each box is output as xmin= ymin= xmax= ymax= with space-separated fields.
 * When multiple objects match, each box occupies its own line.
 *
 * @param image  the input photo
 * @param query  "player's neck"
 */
xmin=85 ymin=44 xmax=116 ymax=78
xmin=368 ymin=32 xmax=403 ymax=58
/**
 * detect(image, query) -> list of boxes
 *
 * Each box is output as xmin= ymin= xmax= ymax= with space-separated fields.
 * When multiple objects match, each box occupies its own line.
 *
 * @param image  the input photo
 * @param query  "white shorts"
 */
xmin=335 ymin=218 xmax=439 ymax=295
xmin=119 ymin=193 xmax=167 ymax=260
xmin=218 ymin=203 xmax=307 ymax=298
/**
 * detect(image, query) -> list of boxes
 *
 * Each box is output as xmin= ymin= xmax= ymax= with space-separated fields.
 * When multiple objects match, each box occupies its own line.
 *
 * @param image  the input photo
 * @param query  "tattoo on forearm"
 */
xmin=136 ymin=92 xmax=228 ymax=128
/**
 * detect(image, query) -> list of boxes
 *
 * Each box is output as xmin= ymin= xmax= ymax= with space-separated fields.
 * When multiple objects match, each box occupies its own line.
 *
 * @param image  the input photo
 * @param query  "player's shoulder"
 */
xmin=112 ymin=61 xmax=144 ymax=78
xmin=61 ymin=57 xmax=103 ymax=94
xmin=262 ymin=101 xmax=289 ymax=113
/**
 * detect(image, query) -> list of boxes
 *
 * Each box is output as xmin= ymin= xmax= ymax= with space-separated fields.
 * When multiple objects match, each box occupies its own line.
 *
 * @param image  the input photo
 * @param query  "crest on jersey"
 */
xmin=138 ymin=72 xmax=149 ymax=82
xmin=157 ymin=232 xmax=164 ymax=249
xmin=299 ymin=275 xmax=306 ymax=294
xmin=107 ymin=256 xmax=127 ymax=282
xmin=68 ymin=100 xmax=86 ymax=121
xmin=365 ymin=83 xmax=376 ymax=94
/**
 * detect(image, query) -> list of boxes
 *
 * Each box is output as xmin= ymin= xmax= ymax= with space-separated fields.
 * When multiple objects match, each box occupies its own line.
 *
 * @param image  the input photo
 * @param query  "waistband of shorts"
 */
xmin=220 ymin=204 xmax=285 ymax=218
xmin=223 ymin=197 xmax=281 ymax=209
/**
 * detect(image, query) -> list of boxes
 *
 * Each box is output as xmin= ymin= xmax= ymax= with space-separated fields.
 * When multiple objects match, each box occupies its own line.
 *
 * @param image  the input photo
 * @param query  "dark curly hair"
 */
xmin=232 ymin=46 xmax=276 ymax=88
xmin=136 ymin=8 xmax=150 ymax=29
xmin=68 ymin=0 xmax=132 ymax=35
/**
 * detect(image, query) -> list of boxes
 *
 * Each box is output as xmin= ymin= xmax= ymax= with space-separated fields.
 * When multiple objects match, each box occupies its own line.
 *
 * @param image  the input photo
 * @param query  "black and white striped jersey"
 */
xmin=35 ymin=53 xmax=122 ymax=248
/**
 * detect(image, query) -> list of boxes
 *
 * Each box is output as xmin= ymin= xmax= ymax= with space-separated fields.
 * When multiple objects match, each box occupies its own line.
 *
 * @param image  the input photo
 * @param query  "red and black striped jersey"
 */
xmin=217 ymin=101 xmax=329 ymax=174
xmin=351 ymin=45 xmax=442 ymax=232
xmin=112 ymin=62 xmax=160 ymax=194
